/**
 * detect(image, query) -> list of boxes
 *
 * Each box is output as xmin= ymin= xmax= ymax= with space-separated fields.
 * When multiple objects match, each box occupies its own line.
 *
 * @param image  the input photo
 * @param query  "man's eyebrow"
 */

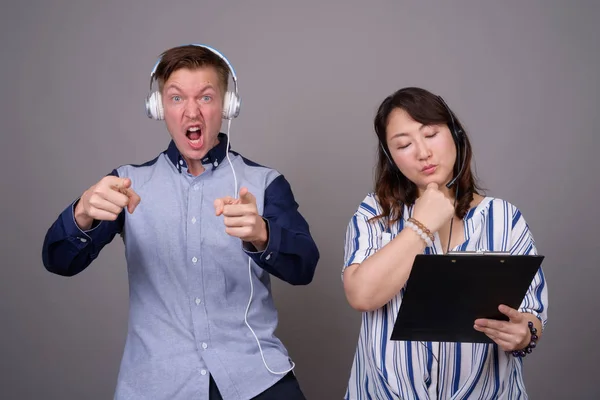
xmin=164 ymin=83 xmax=217 ymax=92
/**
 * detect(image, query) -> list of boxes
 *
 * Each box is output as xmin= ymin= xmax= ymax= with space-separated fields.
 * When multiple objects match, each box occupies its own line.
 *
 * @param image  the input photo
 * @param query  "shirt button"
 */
xmin=192 ymin=256 xmax=198 ymax=264
xmin=202 ymin=343 xmax=208 ymax=349
xmin=79 ymin=237 xmax=87 ymax=243
xmin=195 ymin=298 xmax=201 ymax=305
xmin=191 ymin=217 xmax=197 ymax=224
xmin=201 ymin=369 xmax=207 ymax=376
xmin=179 ymin=160 xmax=184 ymax=165
xmin=265 ymin=253 xmax=272 ymax=261
xmin=213 ymin=161 xmax=218 ymax=167
xmin=193 ymin=185 xmax=199 ymax=191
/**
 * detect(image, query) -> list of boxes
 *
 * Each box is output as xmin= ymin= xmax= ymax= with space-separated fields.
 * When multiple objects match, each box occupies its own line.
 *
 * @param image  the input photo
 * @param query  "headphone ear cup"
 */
xmin=222 ymin=91 xmax=241 ymax=120
xmin=145 ymin=91 xmax=164 ymax=120
xmin=222 ymin=92 xmax=231 ymax=119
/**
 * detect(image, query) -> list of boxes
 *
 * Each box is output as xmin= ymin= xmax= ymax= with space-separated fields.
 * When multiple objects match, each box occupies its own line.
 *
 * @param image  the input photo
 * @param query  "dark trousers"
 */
xmin=209 ymin=371 xmax=306 ymax=400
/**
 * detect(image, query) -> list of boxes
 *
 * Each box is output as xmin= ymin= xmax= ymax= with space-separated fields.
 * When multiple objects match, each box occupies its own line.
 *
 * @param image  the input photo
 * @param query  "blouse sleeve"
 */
xmin=342 ymin=194 xmax=387 ymax=279
xmin=510 ymin=205 xmax=549 ymax=332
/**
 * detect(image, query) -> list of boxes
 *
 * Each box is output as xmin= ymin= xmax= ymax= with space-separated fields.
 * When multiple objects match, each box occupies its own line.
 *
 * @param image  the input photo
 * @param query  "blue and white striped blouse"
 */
xmin=342 ymin=194 xmax=548 ymax=399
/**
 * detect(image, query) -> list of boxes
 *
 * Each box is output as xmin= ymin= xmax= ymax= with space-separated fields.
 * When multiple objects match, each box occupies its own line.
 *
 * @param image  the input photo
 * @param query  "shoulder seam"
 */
xmin=229 ymin=150 xmax=274 ymax=171
xmin=115 ymin=154 xmax=163 ymax=171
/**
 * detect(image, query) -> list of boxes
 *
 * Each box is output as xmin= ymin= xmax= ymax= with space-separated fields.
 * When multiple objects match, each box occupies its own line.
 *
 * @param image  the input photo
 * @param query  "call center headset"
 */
xmin=379 ymin=95 xmax=467 ymax=189
xmin=145 ymin=43 xmax=241 ymax=121
xmin=144 ymin=44 xmax=294 ymax=377
xmin=378 ymin=94 xmax=468 ymax=254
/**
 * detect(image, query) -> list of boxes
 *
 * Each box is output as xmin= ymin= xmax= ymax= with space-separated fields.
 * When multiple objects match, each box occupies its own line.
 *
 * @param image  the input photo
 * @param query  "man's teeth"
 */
xmin=188 ymin=127 xmax=200 ymax=132
xmin=190 ymin=139 xmax=200 ymax=143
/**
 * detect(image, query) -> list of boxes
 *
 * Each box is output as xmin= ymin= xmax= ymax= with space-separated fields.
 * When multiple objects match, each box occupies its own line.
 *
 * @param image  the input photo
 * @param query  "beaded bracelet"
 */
xmin=512 ymin=321 xmax=539 ymax=358
xmin=407 ymin=218 xmax=434 ymax=242
xmin=405 ymin=219 xmax=434 ymax=248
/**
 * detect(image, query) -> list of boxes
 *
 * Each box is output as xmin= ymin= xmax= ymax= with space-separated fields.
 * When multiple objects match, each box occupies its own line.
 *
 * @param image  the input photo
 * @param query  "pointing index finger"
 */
xmin=214 ymin=196 xmax=237 ymax=216
xmin=126 ymin=188 xmax=141 ymax=213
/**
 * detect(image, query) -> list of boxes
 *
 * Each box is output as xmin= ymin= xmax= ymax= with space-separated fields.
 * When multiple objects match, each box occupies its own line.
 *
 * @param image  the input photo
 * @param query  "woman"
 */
xmin=342 ymin=87 xmax=548 ymax=399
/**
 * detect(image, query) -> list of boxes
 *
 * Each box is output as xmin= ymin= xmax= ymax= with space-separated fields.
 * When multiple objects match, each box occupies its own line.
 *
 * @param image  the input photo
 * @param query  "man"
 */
xmin=41 ymin=44 xmax=319 ymax=400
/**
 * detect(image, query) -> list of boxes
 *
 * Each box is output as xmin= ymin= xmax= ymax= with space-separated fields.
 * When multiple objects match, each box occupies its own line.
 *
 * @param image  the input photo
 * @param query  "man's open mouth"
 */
xmin=186 ymin=126 xmax=201 ymax=144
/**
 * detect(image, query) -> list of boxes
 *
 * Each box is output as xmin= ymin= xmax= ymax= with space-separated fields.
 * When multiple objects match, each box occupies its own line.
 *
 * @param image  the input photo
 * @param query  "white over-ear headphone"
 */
xmin=145 ymin=43 xmax=241 ymax=121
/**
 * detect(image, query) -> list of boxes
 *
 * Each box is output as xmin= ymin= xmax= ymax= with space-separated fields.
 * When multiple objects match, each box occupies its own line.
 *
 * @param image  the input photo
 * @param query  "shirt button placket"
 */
xmin=188 ymin=179 xmax=209 ymax=355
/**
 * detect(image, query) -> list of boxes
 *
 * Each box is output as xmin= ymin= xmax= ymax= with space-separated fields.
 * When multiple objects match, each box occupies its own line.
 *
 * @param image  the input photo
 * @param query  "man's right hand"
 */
xmin=74 ymin=176 xmax=141 ymax=230
xmin=411 ymin=182 xmax=455 ymax=234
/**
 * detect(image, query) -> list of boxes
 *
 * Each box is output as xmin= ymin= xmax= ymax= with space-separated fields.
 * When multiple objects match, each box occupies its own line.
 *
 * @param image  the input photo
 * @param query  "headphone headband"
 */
xmin=149 ymin=44 xmax=238 ymax=92
xmin=436 ymin=95 xmax=467 ymax=188
xmin=436 ymin=96 xmax=463 ymax=140
xmin=145 ymin=43 xmax=241 ymax=120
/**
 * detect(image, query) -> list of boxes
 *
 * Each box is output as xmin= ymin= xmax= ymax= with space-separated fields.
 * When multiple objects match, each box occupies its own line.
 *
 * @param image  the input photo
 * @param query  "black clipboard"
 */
xmin=390 ymin=252 xmax=544 ymax=343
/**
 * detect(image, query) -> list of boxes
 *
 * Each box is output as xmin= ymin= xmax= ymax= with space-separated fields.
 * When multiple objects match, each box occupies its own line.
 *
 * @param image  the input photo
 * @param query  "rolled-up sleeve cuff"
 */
xmin=519 ymin=308 xmax=546 ymax=332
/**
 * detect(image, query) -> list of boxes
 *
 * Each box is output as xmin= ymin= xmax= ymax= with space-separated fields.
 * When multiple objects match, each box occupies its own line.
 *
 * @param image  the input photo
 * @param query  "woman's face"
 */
xmin=385 ymin=107 xmax=457 ymax=195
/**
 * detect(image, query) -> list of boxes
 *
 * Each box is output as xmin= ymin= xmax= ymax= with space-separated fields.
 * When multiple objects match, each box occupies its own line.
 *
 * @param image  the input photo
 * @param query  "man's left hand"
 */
xmin=214 ymin=187 xmax=268 ymax=251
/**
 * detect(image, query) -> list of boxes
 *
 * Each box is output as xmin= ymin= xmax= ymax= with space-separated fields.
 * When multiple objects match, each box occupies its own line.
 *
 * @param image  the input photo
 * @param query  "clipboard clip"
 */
xmin=447 ymin=250 xmax=511 ymax=255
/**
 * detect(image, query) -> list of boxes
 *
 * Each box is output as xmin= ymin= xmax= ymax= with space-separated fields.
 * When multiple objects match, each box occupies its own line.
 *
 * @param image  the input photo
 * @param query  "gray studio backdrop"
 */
xmin=1 ymin=1 xmax=599 ymax=399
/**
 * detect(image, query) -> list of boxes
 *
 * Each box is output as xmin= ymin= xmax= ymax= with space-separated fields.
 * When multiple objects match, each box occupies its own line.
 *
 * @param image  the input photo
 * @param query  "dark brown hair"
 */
xmin=373 ymin=87 xmax=482 ymax=224
xmin=154 ymin=45 xmax=229 ymax=94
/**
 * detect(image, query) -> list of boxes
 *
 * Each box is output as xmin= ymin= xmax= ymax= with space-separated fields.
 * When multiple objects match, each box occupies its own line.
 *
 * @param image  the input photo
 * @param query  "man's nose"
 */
xmin=185 ymin=102 xmax=200 ymax=119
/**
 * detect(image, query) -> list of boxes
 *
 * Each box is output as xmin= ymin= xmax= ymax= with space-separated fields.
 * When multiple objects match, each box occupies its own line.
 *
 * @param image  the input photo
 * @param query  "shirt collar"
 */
xmin=165 ymin=132 xmax=230 ymax=173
